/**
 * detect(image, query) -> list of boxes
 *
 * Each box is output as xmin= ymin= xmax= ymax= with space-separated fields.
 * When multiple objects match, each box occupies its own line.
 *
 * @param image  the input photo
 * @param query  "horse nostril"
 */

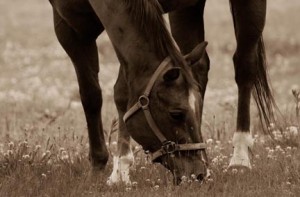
xmin=197 ymin=174 xmax=204 ymax=181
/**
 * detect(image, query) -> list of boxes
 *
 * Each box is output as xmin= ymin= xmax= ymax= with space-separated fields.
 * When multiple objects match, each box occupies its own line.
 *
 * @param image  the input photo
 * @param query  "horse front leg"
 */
xmin=229 ymin=0 xmax=267 ymax=169
xmin=107 ymin=66 xmax=133 ymax=185
xmin=169 ymin=0 xmax=209 ymax=162
xmin=53 ymin=10 xmax=108 ymax=170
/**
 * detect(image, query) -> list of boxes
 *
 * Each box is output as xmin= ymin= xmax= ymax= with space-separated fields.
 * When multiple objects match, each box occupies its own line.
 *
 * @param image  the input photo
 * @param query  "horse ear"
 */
xmin=185 ymin=41 xmax=208 ymax=66
xmin=163 ymin=67 xmax=181 ymax=82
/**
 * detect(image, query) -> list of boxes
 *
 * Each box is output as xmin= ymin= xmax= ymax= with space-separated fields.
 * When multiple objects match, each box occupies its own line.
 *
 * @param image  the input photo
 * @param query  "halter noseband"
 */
xmin=123 ymin=57 xmax=207 ymax=162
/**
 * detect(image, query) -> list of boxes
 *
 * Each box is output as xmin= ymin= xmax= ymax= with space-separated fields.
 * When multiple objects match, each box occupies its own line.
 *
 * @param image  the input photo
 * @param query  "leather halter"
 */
xmin=123 ymin=56 xmax=207 ymax=162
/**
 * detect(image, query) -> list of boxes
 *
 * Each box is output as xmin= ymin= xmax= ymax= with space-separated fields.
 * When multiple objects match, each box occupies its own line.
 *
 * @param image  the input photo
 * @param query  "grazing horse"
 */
xmin=49 ymin=0 xmax=276 ymax=184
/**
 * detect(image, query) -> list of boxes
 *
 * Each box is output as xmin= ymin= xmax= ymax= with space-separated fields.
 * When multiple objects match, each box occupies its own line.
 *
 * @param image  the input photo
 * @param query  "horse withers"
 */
xmin=50 ymin=0 xmax=209 ymax=184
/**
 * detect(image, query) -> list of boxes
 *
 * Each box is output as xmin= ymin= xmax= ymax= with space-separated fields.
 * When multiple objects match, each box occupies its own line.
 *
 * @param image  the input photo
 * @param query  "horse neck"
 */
xmin=95 ymin=1 xmax=167 ymax=96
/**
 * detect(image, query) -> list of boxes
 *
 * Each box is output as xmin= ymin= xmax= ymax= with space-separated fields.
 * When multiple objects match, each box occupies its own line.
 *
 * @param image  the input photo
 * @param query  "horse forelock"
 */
xmin=123 ymin=0 xmax=198 ymax=89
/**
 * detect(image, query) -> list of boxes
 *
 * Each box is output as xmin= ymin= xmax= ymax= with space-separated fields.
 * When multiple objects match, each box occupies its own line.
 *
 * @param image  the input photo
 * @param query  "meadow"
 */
xmin=0 ymin=0 xmax=299 ymax=196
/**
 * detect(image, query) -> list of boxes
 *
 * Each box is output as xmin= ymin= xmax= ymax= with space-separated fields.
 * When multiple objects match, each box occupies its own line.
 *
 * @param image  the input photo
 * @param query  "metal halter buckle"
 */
xmin=138 ymin=95 xmax=150 ymax=109
xmin=162 ymin=141 xmax=177 ymax=154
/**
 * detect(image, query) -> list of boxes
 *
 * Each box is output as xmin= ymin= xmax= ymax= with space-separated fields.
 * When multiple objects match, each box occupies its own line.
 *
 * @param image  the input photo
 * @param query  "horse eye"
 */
xmin=169 ymin=110 xmax=186 ymax=121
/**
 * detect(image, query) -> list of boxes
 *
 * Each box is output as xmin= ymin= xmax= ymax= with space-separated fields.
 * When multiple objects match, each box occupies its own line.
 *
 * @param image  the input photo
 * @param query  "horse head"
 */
xmin=125 ymin=42 xmax=208 ymax=184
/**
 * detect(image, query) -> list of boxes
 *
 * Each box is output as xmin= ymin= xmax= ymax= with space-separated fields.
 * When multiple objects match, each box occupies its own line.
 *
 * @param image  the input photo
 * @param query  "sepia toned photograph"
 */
xmin=0 ymin=0 xmax=299 ymax=196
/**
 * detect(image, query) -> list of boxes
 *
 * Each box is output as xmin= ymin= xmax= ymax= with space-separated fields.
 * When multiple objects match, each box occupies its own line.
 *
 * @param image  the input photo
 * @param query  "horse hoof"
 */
xmin=228 ymin=157 xmax=251 ymax=169
xmin=106 ymin=176 xmax=131 ymax=186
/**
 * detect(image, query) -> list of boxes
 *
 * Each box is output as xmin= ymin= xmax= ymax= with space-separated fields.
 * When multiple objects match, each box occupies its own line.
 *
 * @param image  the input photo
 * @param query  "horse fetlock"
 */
xmin=89 ymin=151 xmax=109 ymax=170
xmin=229 ymin=132 xmax=254 ymax=169
xmin=107 ymin=152 xmax=134 ymax=185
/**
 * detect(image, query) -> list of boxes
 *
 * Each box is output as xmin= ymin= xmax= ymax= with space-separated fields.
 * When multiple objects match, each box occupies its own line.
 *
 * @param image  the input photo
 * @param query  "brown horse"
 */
xmin=49 ymin=0 xmax=276 ymax=184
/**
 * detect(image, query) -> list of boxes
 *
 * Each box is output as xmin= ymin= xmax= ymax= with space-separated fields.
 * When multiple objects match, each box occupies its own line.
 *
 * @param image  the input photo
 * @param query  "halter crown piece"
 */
xmin=123 ymin=56 xmax=207 ymax=162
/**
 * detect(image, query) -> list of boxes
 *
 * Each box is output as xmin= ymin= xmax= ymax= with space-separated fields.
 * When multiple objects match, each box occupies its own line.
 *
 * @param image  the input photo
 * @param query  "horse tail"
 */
xmin=252 ymin=37 xmax=279 ymax=135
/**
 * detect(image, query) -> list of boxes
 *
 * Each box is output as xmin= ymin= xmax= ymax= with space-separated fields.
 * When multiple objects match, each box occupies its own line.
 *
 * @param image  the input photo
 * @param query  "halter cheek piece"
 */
xmin=123 ymin=57 xmax=207 ymax=162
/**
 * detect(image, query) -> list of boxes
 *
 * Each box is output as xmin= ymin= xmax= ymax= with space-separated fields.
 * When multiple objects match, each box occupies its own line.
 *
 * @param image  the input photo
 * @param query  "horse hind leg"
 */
xmin=228 ymin=0 xmax=267 ymax=169
xmin=107 ymin=68 xmax=133 ymax=185
xmin=53 ymin=9 xmax=108 ymax=169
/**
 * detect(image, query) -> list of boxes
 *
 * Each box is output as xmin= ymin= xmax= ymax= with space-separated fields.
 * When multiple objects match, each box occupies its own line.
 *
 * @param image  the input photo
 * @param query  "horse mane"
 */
xmin=123 ymin=0 xmax=197 ymax=87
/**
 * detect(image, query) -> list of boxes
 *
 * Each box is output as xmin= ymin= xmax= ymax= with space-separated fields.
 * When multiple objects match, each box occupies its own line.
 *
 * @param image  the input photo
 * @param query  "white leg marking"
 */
xmin=229 ymin=132 xmax=254 ymax=169
xmin=189 ymin=90 xmax=196 ymax=114
xmin=107 ymin=151 xmax=134 ymax=185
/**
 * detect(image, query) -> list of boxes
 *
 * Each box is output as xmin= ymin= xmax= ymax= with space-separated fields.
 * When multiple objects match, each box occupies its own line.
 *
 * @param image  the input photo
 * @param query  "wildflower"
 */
xmin=22 ymin=155 xmax=30 ymax=160
xmin=132 ymin=181 xmax=138 ymax=187
xmin=191 ymin=174 xmax=196 ymax=180
xmin=268 ymin=149 xmax=274 ymax=154
xmin=47 ymin=159 xmax=53 ymax=165
xmin=267 ymin=149 xmax=275 ymax=159
xmin=140 ymin=166 xmax=146 ymax=170
xmin=153 ymin=185 xmax=159 ymax=191
xmin=223 ymin=169 xmax=228 ymax=173
xmin=231 ymin=168 xmax=238 ymax=174
xmin=157 ymin=179 xmax=162 ymax=184
xmin=41 ymin=173 xmax=47 ymax=179
xmin=181 ymin=176 xmax=187 ymax=182
xmin=8 ymin=141 xmax=14 ymax=148
xmin=61 ymin=151 xmax=69 ymax=160
xmin=125 ymin=187 xmax=132 ymax=191
xmin=206 ymin=139 xmax=213 ymax=144
xmin=35 ymin=145 xmax=41 ymax=150
xmin=287 ymin=126 xmax=299 ymax=136
xmin=292 ymin=147 xmax=297 ymax=151
xmin=275 ymin=145 xmax=282 ymax=152
xmin=269 ymin=123 xmax=275 ymax=130
xmin=272 ymin=130 xmax=283 ymax=141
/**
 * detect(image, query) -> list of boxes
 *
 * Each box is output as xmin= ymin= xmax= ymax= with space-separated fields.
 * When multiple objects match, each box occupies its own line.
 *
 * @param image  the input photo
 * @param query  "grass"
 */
xmin=0 ymin=0 xmax=300 ymax=196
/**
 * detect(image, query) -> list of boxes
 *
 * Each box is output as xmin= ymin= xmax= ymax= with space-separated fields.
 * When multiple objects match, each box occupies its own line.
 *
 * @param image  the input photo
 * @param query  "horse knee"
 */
xmin=114 ymin=75 xmax=128 ymax=113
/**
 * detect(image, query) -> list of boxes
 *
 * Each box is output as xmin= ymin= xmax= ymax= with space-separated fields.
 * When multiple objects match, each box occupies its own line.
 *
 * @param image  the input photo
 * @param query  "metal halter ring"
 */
xmin=138 ymin=95 xmax=150 ymax=109
xmin=162 ymin=141 xmax=177 ymax=154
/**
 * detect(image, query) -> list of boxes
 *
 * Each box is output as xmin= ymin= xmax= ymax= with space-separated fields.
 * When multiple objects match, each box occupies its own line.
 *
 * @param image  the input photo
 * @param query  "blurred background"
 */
xmin=0 ymin=0 xmax=299 ymax=141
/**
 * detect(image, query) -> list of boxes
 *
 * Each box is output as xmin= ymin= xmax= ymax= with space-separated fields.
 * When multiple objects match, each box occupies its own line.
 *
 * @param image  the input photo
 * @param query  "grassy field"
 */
xmin=0 ymin=0 xmax=299 ymax=196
